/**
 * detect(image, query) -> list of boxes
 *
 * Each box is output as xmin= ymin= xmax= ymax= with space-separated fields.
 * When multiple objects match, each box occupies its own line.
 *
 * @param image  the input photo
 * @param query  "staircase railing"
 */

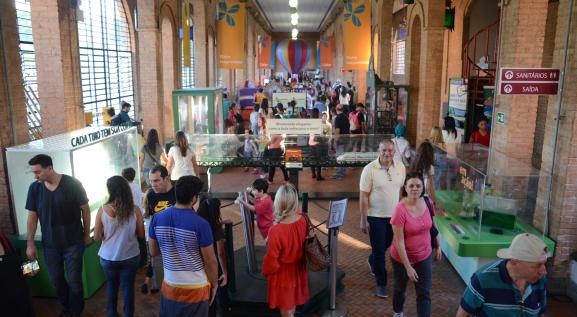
xmin=462 ymin=15 xmax=500 ymax=82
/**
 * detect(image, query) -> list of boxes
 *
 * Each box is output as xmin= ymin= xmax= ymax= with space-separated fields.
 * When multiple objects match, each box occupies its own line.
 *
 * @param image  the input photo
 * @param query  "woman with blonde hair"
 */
xmin=166 ymin=131 xmax=199 ymax=180
xmin=262 ymin=184 xmax=309 ymax=317
xmin=428 ymin=126 xmax=444 ymax=146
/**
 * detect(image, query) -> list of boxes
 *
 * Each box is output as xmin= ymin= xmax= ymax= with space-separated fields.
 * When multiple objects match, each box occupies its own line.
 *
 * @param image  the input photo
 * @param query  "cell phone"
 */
xmin=21 ymin=259 xmax=40 ymax=276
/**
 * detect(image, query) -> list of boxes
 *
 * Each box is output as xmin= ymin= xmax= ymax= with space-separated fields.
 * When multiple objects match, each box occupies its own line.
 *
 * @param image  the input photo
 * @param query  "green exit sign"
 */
xmin=497 ymin=112 xmax=505 ymax=124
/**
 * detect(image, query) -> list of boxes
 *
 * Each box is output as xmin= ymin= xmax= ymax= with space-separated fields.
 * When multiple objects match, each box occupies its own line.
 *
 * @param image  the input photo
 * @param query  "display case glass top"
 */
xmin=190 ymin=134 xmax=396 ymax=167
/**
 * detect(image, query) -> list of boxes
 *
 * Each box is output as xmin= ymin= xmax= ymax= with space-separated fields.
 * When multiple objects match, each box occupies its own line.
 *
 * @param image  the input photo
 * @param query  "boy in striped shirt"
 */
xmin=149 ymin=176 xmax=218 ymax=316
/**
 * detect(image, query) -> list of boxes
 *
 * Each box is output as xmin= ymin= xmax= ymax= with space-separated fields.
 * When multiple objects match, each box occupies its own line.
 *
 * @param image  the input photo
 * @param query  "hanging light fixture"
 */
xmin=289 ymin=0 xmax=298 ymax=8
xmin=291 ymin=28 xmax=299 ymax=39
xmin=291 ymin=15 xmax=298 ymax=25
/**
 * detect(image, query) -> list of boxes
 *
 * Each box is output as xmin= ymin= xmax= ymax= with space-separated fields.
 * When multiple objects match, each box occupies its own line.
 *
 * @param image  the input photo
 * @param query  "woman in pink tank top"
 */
xmin=390 ymin=172 xmax=442 ymax=317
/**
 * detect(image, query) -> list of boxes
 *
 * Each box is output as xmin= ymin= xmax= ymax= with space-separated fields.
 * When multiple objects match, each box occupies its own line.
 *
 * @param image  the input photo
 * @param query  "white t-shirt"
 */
xmin=423 ymin=165 xmax=435 ymax=196
xmin=442 ymin=129 xmax=461 ymax=144
xmin=392 ymin=137 xmax=411 ymax=164
xmin=129 ymin=181 xmax=144 ymax=214
xmin=168 ymin=146 xmax=196 ymax=180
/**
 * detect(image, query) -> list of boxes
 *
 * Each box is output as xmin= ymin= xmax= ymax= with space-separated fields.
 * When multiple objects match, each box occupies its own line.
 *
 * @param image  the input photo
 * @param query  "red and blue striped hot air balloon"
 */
xmin=276 ymin=39 xmax=312 ymax=74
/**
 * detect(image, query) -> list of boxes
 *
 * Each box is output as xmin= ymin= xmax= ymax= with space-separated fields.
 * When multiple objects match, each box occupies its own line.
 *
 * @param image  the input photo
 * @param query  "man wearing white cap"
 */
xmin=456 ymin=233 xmax=549 ymax=317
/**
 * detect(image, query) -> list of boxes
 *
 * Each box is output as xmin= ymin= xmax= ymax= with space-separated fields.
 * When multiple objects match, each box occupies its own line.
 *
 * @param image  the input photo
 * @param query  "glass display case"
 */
xmin=6 ymin=126 xmax=139 ymax=298
xmin=172 ymin=88 xmax=224 ymax=135
xmin=186 ymin=134 xmax=387 ymax=168
xmin=370 ymin=84 xmax=409 ymax=135
xmin=433 ymin=143 xmax=555 ymax=281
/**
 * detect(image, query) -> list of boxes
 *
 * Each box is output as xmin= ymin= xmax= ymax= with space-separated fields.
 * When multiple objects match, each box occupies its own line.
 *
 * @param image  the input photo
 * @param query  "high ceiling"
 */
xmin=255 ymin=0 xmax=337 ymax=32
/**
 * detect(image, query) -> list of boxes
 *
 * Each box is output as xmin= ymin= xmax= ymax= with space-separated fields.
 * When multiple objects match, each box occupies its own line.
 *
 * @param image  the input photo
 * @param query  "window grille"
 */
xmin=15 ymin=0 xmax=42 ymax=140
xmin=181 ymin=36 xmax=195 ymax=88
xmin=392 ymin=40 xmax=405 ymax=75
xmin=78 ymin=0 xmax=134 ymax=126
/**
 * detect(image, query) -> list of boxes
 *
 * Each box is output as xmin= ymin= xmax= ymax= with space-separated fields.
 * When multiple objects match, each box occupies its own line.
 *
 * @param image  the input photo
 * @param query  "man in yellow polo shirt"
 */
xmin=360 ymin=139 xmax=406 ymax=298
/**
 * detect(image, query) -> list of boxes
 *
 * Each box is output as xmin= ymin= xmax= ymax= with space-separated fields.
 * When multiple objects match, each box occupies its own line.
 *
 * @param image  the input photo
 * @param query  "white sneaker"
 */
xmin=393 ymin=313 xmax=404 ymax=317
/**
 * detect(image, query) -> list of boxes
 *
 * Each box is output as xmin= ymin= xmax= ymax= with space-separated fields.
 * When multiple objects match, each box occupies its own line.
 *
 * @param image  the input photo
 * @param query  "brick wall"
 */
xmin=31 ymin=0 xmax=84 ymax=137
xmin=0 ymin=0 xmax=32 ymax=236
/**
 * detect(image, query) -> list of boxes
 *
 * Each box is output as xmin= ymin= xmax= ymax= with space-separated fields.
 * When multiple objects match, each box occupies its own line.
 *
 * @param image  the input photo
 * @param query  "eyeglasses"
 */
xmin=385 ymin=169 xmax=392 ymax=181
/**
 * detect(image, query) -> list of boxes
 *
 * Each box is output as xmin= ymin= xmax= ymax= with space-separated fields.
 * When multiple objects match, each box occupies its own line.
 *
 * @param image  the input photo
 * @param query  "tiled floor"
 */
xmin=32 ymin=167 xmax=576 ymax=316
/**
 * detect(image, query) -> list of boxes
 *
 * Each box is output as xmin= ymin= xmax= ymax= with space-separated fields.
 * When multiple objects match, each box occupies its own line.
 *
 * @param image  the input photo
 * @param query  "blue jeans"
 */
xmin=392 ymin=254 xmax=433 ymax=317
xmin=100 ymin=255 xmax=140 ymax=317
xmin=43 ymin=242 xmax=85 ymax=316
xmin=367 ymin=217 xmax=393 ymax=287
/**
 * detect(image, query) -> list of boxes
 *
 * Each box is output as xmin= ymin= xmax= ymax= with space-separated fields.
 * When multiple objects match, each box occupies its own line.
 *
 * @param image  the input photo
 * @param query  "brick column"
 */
xmin=378 ymin=0 xmax=393 ymax=80
xmin=538 ymin=0 xmax=577 ymax=293
xmin=416 ymin=25 xmax=444 ymax=143
xmin=193 ymin=0 xmax=207 ymax=87
xmin=491 ymin=1 xmax=548 ymax=162
xmin=0 ymin=0 xmax=30 ymax=235
xmin=30 ymin=0 xmax=83 ymax=137
xmin=136 ymin=0 xmax=164 ymax=140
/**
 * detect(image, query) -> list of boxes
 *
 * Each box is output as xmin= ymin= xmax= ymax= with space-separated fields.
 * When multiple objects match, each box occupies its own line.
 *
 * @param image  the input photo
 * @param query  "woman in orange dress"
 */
xmin=262 ymin=184 xmax=309 ymax=317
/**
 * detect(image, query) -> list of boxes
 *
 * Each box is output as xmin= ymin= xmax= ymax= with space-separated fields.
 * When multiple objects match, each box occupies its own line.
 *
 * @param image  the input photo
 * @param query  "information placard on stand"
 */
xmin=322 ymin=198 xmax=348 ymax=317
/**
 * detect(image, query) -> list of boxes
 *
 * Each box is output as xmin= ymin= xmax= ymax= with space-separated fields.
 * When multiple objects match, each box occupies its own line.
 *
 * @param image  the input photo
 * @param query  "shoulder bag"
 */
xmin=302 ymin=213 xmax=331 ymax=272
xmin=424 ymin=197 xmax=439 ymax=249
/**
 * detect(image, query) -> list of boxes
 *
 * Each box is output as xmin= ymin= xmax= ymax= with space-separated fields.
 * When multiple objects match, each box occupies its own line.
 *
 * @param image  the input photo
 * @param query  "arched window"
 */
xmin=78 ymin=0 xmax=134 ymax=125
xmin=15 ymin=0 xmax=42 ymax=140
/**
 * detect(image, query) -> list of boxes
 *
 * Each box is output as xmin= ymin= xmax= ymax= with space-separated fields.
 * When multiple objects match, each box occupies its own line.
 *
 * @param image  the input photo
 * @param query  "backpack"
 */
xmin=348 ymin=111 xmax=361 ymax=131
xmin=110 ymin=114 xmax=122 ymax=126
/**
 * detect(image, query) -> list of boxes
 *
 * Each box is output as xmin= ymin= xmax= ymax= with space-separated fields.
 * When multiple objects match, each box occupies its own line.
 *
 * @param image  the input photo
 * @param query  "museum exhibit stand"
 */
xmin=432 ymin=144 xmax=555 ymax=281
xmin=6 ymin=126 xmax=140 ymax=298
xmin=172 ymin=87 xmax=225 ymax=135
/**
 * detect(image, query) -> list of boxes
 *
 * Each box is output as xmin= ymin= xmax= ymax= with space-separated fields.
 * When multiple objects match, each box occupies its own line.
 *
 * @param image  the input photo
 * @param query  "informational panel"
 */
xmin=449 ymin=78 xmax=468 ymax=111
xmin=498 ymin=68 xmax=560 ymax=95
xmin=267 ymin=119 xmax=322 ymax=135
xmin=272 ymin=92 xmax=307 ymax=110
xmin=327 ymin=198 xmax=348 ymax=229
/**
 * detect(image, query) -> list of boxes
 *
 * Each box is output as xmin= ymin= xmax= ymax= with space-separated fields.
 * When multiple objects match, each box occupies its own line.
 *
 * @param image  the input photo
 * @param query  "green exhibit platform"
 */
xmin=12 ymin=235 xmax=105 ymax=299
xmin=435 ymin=190 xmax=555 ymax=282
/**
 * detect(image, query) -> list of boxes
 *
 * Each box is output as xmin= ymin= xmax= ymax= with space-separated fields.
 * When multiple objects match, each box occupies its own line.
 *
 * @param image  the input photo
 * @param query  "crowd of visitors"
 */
xmin=10 ymin=75 xmax=542 ymax=317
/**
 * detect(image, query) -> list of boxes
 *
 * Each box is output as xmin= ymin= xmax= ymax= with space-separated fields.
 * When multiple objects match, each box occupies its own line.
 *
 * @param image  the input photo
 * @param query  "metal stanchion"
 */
xmin=224 ymin=221 xmax=236 ymax=292
xmin=322 ymin=199 xmax=348 ymax=317
xmin=321 ymin=227 xmax=347 ymax=317
xmin=238 ymin=192 xmax=258 ymax=273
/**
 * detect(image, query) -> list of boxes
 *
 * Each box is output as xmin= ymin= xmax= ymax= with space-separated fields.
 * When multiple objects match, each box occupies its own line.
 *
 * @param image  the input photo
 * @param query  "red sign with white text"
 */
xmin=499 ymin=82 xmax=559 ymax=95
xmin=499 ymin=67 xmax=560 ymax=95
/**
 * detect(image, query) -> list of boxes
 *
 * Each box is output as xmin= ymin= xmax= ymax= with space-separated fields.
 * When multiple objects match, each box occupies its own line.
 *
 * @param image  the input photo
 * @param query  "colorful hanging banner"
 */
xmin=320 ymin=34 xmax=334 ymax=69
xmin=342 ymin=0 xmax=371 ymax=70
xmin=258 ymin=34 xmax=272 ymax=69
xmin=182 ymin=0 xmax=191 ymax=67
xmin=217 ymin=0 xmax=245 ymax=69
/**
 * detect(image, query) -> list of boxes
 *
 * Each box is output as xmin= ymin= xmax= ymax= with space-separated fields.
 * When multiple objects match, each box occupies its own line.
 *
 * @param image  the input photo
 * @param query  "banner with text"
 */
xmin=267 ymin=119 xmax=322 ymax=135
xmin=258 ymin=34 xmax=272 ymax=69
xmin=320 ymin=34 xmax=334 ymax=69
xmin=343 ymin=0 xmax=371 ymax=70
xmin=217 ymin=1 xmax=245 ymax=69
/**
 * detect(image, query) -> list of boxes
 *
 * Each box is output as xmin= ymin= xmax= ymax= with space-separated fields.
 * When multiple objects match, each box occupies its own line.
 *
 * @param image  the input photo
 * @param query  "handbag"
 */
xmin=424 ymin=197 xmax=439 ymax=249
xmin=302 ymin=213 xmax=331 ymax=272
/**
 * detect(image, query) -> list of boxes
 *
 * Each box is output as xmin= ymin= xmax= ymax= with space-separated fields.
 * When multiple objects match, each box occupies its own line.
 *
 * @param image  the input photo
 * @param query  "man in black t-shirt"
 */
xmin=332 ymin=105 xmax=350 ymax=180
xmin=143 ymin=165 xmax=175 ymax=292
xmin=25 ymin=154 xmax=90 ymax=317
